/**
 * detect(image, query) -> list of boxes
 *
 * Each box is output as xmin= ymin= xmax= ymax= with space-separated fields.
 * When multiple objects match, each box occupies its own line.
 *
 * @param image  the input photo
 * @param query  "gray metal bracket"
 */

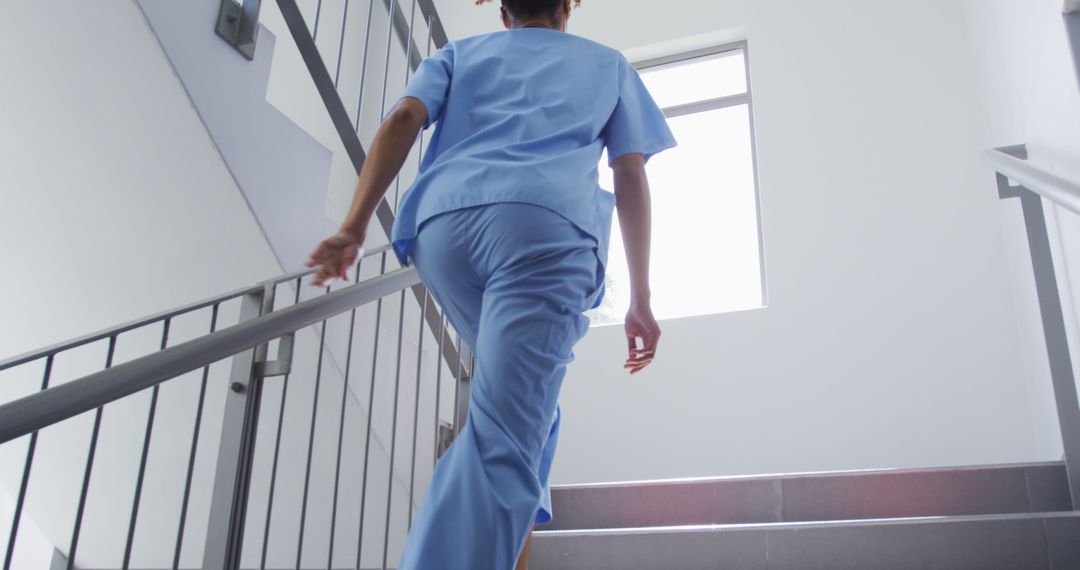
xmin=995 ymin=145 xmax=1029 ymax=200
xmin=215 ymin=0 xmax=262 ymax=60
xmin=254 ymin=332 xmax=295 ymax=378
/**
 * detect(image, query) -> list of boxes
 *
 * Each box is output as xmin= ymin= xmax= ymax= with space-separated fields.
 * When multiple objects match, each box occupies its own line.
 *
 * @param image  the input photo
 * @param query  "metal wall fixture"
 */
xmin=216 ymin=0 xmax=263 ymax=60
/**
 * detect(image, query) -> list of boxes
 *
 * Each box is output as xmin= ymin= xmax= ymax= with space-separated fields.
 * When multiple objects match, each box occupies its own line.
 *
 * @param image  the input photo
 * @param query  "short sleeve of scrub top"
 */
xmin=602 ymin=56 xmax=675 ymax=165
xmin=399 ymin=43 xmax=455 ymax=128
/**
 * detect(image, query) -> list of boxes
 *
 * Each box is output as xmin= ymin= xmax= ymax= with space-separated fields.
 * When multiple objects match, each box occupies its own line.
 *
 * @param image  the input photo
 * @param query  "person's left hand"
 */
xmin=306 ymin=229 xmax=365 ymax=287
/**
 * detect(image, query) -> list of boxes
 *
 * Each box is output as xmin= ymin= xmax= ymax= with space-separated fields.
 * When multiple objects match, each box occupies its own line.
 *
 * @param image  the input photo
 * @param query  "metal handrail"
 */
xmin=0 ymin=243 xmax=394 ymax=373
xmin=0 ymin=264 xmax=421 ymax=445
xmin=988 ymin=143 xmax=1080 ymax=507
xmin=982 ymin=145 xmax=1080 ymax=216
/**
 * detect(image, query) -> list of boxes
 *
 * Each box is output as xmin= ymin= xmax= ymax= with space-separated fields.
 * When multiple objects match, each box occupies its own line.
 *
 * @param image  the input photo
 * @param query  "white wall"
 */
xmin=963 ymin=0 xmax=1080 ymax=462
xmin=0 ymin=0 xmax=276 ymax=565
xmin=432 ymin=0 xmax=1056 ymax=484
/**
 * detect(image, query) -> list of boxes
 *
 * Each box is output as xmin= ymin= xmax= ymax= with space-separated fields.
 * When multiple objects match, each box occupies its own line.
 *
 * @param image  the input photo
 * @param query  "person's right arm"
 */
xmin=612 ymin=152 xmax=660 ymax=375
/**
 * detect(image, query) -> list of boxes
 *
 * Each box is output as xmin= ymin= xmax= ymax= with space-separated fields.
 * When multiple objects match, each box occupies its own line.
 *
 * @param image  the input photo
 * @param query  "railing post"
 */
xmin=453 ymin=345 xmax=473 ymax=437
xmin=202 ymin=285 xmax=272 ymax=570
xmin=996 ymin=167 xmax=1080 ymax=508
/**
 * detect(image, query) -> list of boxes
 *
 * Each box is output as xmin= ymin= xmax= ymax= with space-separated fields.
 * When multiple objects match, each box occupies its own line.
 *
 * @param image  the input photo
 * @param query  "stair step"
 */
xmin=545 ymin=461 xmax=1070 ymax=530
xmin=530 ymin=511 xmax=1080 ymax=569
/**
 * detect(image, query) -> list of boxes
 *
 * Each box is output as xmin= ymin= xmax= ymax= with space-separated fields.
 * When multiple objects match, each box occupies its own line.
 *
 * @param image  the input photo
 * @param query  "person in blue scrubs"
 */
xmin=307 ymin=1 xmax=676 ymax=567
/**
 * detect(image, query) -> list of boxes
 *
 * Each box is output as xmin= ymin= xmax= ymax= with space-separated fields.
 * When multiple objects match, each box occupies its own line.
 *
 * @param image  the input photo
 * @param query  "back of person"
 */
xmin=421 ymin=29 xmax=622 ymax=195
xmin=391 ymin=25 xmax=673 ymax=310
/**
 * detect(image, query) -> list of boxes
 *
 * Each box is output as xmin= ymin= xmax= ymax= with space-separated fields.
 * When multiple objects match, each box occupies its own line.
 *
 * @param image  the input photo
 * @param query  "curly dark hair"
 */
xmin=474 ymin=0 xmax=582 ymax=22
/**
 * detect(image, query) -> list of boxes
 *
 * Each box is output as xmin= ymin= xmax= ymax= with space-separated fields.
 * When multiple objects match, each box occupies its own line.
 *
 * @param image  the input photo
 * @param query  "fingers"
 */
xmin=624 ymin=356 xmax=652 ymax=374
xmin=309 ymin=239 xmax=365 ymax=287
xmin=311 ymin=268 xmax=332 ymax=287
xmin=624 ymin=336 xmax=655 ymax=374
xmin=642 ymin=331 xmax=659 ymax=359
xmin=624 ymin=325 xmax=660 ymax=375
xmin=311 ymin=258 xmax=340 ymax=287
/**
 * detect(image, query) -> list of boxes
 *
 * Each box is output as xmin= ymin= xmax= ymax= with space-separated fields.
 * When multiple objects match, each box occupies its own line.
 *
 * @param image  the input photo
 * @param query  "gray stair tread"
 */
xmin=535 ymin=509 xmax=1080 ymax=535
xmin=530 ymin=511 xmax=1080 ymax=570
xmin=545 ymin=461 xmax=1071 ymax=530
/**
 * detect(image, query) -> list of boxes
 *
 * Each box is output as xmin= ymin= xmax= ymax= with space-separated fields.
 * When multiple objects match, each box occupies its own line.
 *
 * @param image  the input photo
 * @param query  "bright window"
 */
xmin=588 ymin=45 xmax=766 ymax=326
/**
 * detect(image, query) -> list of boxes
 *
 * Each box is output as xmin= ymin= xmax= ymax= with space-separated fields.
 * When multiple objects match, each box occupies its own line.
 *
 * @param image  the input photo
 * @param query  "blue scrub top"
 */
xmin=389 ymin=27 xmax=677 ymax=309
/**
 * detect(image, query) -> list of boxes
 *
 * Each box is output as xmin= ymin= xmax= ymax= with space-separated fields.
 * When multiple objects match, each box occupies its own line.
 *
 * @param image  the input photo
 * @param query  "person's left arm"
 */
xmin=307 ymin=97 xmax=427 ymax=286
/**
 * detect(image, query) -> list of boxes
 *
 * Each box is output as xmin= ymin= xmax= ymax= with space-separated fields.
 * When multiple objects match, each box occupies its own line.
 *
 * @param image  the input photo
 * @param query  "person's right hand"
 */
xmin=624 ymin=302 xmax=660 ymax=375
xmin=306 ymin=229 xmax=365 ymax=287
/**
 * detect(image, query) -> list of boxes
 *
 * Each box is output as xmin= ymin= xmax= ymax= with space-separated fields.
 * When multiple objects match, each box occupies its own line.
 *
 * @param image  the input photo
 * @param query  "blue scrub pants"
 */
xmin=397 ymin=202 xmax=602 ymax=569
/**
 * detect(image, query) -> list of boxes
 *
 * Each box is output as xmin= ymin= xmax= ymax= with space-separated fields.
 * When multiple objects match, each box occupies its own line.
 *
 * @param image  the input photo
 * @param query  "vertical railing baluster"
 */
xmin=413 ymin=14 xmax=432 ymax=174
xmin=4 ymin=355 xmax=54 ymax=570
xmin=67 ymin=335 xmax=118 ymax=570
xmin=393 ymin=0 xmax=419 ymax=212
xmin=296 ymin=285 xmax=332 ymax=570
xmin=259 ymin=279 xmax=302 ymax=570
xmin=377 ymin=0 xmax=397 ymax=121
xmin=356 ymin=251 xmax=388 ymax=569
xmin=333 ymin=0 xmax=352 ymax=87
xmin=403 ymin=0 xmax=418 ymax=85
xmin=352 ymin=0 xmax=377 ymax=132
xmin=377 ymin=0 xmax=400 ymax=213
xmin=467 ymin=353 xmax=476 ymax=432
xmin=328 ymin=260 xmax=365 ymax=570
xmin=425 ymin=14 xmax=433 ymax=58
xmin=452 ymin=334 xmax=463 ymax=439
xmin=381 ymin=288 xmax=408 ymax=570
xmin=312 ymin=0 xmax=326 ymax=40
xmin=122 ymin=319 xmax=172 ymax=569
xmin=407 ymin=293 xmax=427 ymax=528
xmin=174 ymin=304 xmax=220 ymax=570
xmin=432 ymin=313 xmax=445 ymax=467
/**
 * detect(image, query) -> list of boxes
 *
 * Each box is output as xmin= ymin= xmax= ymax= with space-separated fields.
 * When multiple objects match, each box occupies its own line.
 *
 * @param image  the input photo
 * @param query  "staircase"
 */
xmin=531 ymin=462 xmax=1080 ymax=569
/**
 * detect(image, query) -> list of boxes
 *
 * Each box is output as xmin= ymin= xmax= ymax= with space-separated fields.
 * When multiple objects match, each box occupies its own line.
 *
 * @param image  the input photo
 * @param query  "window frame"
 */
xmin=631 ymin=40 xmax=770 ymax=311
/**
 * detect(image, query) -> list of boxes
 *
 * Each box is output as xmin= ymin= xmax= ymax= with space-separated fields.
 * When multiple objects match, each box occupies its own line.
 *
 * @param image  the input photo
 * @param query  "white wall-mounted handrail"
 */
xmin=983 ymin=146 xmax=1080 ymax=216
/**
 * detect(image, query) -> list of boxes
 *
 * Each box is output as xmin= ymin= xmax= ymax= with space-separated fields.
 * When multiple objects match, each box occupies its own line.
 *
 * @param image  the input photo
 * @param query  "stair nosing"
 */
xmin=533 ymin=509 xmax=1080 ymax=536
xmin=551 ymin=460 xmax=1065 ymax=490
